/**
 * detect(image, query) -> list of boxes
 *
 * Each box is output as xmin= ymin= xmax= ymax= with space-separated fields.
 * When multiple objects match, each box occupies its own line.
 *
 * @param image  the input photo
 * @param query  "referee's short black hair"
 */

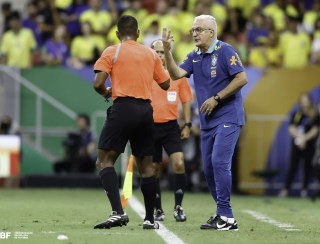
xmin=117 ymin=15 xmax=138 ymax=37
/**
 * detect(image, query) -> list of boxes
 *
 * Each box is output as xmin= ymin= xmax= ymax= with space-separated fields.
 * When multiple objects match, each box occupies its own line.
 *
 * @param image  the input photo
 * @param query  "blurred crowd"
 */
xmin=0 ymin=0 xmax=319 ymax=195
xmin=0 ymin=0 xmax=320 ymax=70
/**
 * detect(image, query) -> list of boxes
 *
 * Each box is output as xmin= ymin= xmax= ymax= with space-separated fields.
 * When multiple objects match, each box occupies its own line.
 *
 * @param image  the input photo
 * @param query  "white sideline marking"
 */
xmin=129 ymin=196 xmax=185 ymax=244
xmin=243 ymin=210 xmax=300 ymax=231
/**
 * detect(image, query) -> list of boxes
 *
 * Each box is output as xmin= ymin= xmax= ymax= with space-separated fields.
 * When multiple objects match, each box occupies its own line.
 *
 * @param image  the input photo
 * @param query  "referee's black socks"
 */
xmin=174 ymin=173 xmax=186 ymax=208
xmin=141 ymin=176 xmax=157 ymax=223
xmin=99 ymin=167 xmax=124 ymax=215
xmin=155 ymin=178 xmax=163 ymax=211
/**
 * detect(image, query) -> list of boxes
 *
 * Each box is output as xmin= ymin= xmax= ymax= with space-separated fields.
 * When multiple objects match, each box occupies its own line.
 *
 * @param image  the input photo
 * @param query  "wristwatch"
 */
xmin=213 ymin=94 xmax=221 ymax=103
xmin=184 ymin=122 xmax=192 ymax=128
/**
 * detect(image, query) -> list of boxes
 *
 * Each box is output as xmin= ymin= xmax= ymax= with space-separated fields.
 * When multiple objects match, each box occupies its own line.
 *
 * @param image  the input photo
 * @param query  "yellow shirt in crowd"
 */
xmin=71 ymin=35 xmax=105 ymax=61
xmin=227 ymin=0 xmax=259 ymax=19
xmin=264 ymin=3 xmax=299 ymax=31
xmin=267 ymin=47 xmax=282 ymax=67
xmin=211 ymin=3 xmax=227 ymax=36
xmin=177 ymin=11 xmax=195 ymax=35
xmin=80 ymin=10 xmax=111 ymax=33
xmin=249 ymin=46 xmax=281 ymax=69
xmin=143 ymin=14 xmax=180 ymax=42
xmin=106 ymin=25 xmax=119 ymax=45
xmin=303 ymin=11 xmax=320 ymax=32
xmin=55 ymin=0 xmax=72 ymax=9
xmin=174 ymin=41 xmax=195 ymax=65
xmin=279 ymin=31 xmax=310 ymax=69
xmin=0 ymin=28 xmax=36 ymax=69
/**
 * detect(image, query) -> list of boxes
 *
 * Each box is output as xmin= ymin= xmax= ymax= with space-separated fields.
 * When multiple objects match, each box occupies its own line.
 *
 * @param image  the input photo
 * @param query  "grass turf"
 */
xmin=0 ymin=189 xmax=319 ymax=244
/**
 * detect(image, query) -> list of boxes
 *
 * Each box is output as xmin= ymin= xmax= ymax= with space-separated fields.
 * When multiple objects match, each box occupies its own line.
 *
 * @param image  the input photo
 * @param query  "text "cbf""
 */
xmin=0 ymin=232 xmax=11 ymax=239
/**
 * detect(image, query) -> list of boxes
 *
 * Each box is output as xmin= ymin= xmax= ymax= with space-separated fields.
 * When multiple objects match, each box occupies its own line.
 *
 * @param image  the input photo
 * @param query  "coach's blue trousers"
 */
xmin=201 ymin=123 xmax=241 ymax=218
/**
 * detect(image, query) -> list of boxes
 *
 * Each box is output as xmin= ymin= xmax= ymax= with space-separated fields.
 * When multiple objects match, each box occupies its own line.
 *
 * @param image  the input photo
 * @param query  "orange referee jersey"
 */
xmin=151 ymin=74 xmax=193 ymax=123
xmin=94 ymin=40 xmax=169 ymax=101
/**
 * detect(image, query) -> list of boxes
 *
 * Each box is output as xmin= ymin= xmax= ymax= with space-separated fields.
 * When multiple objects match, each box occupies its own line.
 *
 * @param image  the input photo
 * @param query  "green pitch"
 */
xmin=0 ymin=189 xmax=319 ymax=244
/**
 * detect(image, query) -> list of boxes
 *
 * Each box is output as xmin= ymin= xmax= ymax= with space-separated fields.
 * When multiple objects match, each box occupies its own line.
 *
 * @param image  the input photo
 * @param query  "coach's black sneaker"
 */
xmin=94 ymin=211 xmax=129 ymax=229
xmin=154 ymin=209 xmax=165 ymax=221
xmin=227 ymin=220 xmax=239 ymax=231
xmin=143 ymin=220 xmax=160 ymax=229
xmin=173 ymin=205 xmax=187 ymax=222
xmin=200 ymin=215 xmax=230 ymax=230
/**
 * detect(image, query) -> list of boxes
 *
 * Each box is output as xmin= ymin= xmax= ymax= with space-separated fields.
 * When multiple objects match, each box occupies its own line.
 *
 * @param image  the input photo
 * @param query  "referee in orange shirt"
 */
xmin=92 ymin=15 xmax=170 ymax=230
xmin=150 ymin=40 xmax=193 ymax=222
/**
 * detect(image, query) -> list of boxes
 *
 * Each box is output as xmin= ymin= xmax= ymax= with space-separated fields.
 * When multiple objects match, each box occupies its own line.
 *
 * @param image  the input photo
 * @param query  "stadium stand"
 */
xmin=0 ymin=0 xmax=319 ymax=193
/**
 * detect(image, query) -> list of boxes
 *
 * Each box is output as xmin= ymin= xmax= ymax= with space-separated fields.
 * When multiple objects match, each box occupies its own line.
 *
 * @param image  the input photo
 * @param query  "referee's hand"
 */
xmin=181 ymin=126 xmax=190 ymax=140
xmin=103 ymin=87 xmax=112 ymax=100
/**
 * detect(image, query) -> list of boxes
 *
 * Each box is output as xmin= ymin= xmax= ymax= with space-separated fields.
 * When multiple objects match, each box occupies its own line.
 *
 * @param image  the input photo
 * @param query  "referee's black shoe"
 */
xmin=200 ymin=215 xmax=230 ymax=231
xmin=143 ymin=220 xmax=160 ymax=229
xmin=94 ymin=211 xmax=129 ymax=229
xmin=173 ymin=205 xmax=187 ymax=222
xmin=154 ymin=209 xmax=165 ymax=221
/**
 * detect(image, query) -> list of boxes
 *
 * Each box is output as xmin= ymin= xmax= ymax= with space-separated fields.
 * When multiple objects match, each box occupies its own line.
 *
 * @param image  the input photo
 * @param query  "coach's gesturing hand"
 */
xmin=162 ymin=28 xmax=174 ymax=50
xmin=200 ymin=97 xmax=218 ymax=116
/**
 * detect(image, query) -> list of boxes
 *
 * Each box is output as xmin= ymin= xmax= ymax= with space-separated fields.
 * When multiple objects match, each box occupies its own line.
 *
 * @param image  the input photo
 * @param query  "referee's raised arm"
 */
xmin=152 ymin=46 xmax=170 ymax=90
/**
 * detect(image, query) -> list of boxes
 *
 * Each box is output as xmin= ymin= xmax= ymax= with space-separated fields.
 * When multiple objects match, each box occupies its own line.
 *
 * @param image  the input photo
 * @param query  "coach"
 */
xmin=162 ymin=15 xmax=247 ymax=231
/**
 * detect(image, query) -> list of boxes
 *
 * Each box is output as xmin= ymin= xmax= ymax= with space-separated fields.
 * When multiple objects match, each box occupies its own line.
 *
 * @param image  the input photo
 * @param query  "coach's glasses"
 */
xmin=189 ymin=27 xmax=213 ymax=35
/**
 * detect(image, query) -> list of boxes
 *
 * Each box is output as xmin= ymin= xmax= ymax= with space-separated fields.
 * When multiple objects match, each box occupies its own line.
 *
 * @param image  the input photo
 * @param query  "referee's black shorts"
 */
xmin=98 ymin=97 xmax=154 ymax=157
xmin=153 ymin=120 xmax=183 ymax=163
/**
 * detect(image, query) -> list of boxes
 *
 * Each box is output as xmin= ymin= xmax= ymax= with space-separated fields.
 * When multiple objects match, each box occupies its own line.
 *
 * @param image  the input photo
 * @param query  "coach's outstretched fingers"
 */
xmin=162 ymin=28 xmax=173 ymax=50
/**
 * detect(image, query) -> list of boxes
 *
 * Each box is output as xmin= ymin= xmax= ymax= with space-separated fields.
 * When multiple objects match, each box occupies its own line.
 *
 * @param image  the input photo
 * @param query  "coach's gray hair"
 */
xmin=194 ymin=15 xmax=217 ymax=39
